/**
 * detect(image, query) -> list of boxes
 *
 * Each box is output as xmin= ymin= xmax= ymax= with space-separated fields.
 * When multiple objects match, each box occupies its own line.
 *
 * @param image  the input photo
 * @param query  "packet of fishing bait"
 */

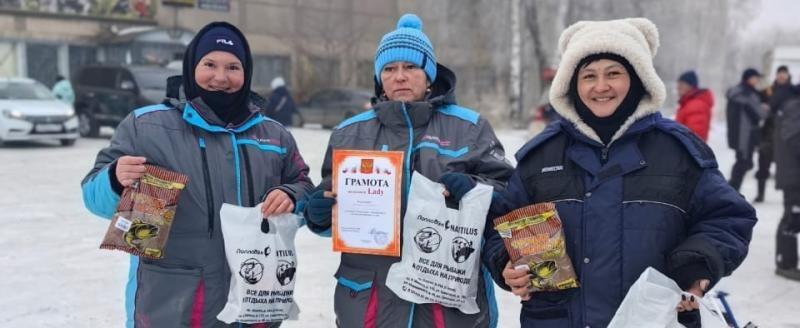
xmin=99 ymin=164 xmax=188 ymax=259
xmin=493 ymin=202 xmax=579 ymax=292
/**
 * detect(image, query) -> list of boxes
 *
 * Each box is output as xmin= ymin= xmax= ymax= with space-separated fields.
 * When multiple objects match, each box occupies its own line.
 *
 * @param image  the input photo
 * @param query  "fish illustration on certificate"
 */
xmin=332 ymin=149 xmax=404 ymax=257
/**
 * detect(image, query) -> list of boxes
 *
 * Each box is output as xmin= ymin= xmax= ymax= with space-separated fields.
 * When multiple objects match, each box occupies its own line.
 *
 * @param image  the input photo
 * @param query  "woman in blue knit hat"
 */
xmin=302 ymin=13 xmax=513 ymax=328
xmin=81 ymin=21 xmax=313 ymax=327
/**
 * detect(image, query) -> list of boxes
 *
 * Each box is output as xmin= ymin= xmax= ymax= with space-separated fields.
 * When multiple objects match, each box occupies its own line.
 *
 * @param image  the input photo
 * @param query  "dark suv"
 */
xmin=298 ymin=88 xmax=372 ymax=128
xmin=73 ymin=65 xmax=180 ymax=137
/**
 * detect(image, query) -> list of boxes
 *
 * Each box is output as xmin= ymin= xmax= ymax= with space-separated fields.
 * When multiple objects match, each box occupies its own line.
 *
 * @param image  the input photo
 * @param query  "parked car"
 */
xmin=0 ymin=77 xmax=79 ymax=146
xmin=73 ymin=65 xmax=180 ymax=137
xmin=298 ymin=88 xmax=372 ymax=128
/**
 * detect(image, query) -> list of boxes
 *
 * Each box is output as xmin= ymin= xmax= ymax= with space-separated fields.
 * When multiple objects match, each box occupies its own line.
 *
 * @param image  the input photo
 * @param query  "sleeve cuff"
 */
xmin=108 ymin=161 xmax=124 ymax=195
xmin=668 ymin=261 xmax=714 ymax=291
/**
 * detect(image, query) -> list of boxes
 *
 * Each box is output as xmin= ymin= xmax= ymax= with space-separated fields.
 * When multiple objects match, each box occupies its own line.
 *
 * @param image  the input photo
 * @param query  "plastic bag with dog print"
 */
xmin=217 ymin=204 xmax=301 ymax=324
xmin=386 ymin=173 xmax=493 ymax=314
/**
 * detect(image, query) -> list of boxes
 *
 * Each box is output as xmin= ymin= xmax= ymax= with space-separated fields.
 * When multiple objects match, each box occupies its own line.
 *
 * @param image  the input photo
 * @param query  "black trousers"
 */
xmin=756 ymin=117 xmax=775 ymax=181
xmin=776 ymin=189 xmax=800 ymax=270
xmin=729 ymin=150 xmax=754 ymax=192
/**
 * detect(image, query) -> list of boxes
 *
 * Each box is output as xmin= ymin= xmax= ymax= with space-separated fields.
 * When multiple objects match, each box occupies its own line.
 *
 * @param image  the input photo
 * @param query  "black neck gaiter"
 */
xmin=569 ymin=53 xmax=646 ymax=145
xmin=198 ymin=88 xmax=251 ymax=125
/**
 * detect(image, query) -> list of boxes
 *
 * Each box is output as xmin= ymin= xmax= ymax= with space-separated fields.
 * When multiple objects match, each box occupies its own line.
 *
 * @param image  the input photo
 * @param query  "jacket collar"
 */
xmin=373 ymin=101 xmax=433 ymax=131
xmin=370 ymin=63 xmax=459 ymax=131
xmin=559 ymin=112 xmax=661 ymax=148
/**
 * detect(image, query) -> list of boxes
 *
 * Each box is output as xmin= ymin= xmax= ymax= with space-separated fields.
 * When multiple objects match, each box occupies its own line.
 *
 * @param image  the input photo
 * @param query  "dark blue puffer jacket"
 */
xmin=482 ymin=113 xmax=757 ymax=328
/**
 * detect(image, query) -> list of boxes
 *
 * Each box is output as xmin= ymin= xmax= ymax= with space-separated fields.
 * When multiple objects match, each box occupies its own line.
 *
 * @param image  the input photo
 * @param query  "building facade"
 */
xmin=0 ymin=0 xmax=513 ymax=120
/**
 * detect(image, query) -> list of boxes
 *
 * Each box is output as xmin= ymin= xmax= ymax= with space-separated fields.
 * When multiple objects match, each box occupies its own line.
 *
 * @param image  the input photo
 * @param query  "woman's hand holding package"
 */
xmin=676 ymin=279 xmax=710 ymax=312
xmin=503 ymin=261 xmax=533 ymax=301
xmin=439 ymin=172 xmax=476 ymax=202
xmin=115 ymin=156 xmax=147 ymax=187
xmin=261 ymin=189 xmax=295 ymax=217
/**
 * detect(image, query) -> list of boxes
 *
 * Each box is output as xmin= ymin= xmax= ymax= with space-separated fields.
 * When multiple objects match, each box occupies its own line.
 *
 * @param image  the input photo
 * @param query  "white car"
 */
xmin=0 ymin=77 xmax=79 ymax=146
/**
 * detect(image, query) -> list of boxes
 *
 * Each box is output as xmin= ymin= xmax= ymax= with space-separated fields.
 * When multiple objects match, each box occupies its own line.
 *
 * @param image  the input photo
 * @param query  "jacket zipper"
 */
xmin=400 ymin=103 xmax=414 ymax=196
xmin=601 ymin=147 xmax=610 ymax=163
xmin=400 ymin=102 xmax=415 ymax=326
xmin=198 ymin=137 xmax=215 ymax=239
xmin=229 ymin=132 xmax=243 ymax=206
xmin=241 ymin=145 xmax=256 ymax=206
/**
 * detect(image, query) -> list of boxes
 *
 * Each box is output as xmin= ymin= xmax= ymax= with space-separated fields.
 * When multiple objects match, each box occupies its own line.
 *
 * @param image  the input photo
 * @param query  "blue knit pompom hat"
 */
xmin=374 ymin=13 xmax=437 ymax=84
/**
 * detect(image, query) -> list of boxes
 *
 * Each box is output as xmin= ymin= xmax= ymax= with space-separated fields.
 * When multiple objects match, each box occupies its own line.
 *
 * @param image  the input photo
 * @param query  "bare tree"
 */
xmin=523 ymin=1 xmax=550 ymax=94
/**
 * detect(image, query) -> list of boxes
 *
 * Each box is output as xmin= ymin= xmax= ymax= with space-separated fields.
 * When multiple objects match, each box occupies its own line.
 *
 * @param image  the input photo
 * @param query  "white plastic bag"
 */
xmin=608 ymin=267 xmax=728 ymax=328
xmin=217 ymin=204 xmax=301 ymax=324
xmin=385 ymin=173 xmax=493 ymax=314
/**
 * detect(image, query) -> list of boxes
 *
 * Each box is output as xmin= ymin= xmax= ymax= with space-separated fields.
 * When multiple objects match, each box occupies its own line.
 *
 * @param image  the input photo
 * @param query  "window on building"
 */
xmin=253 ymin=55 xmax=291 ymax=90
xmin=0 ymin=42 xmax=17 ymax=77
xmin=69 ymin=45 xmax=98 ymax=77
xmin=104 ymin=45 xmax=130 ymax=65
xmin=26 ymin=43 xmax=59 ymax=87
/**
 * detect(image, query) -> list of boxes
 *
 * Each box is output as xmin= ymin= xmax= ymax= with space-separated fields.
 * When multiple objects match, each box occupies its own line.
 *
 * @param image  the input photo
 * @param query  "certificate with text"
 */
xmin=332 ymin=149 xmax=404 ymax=257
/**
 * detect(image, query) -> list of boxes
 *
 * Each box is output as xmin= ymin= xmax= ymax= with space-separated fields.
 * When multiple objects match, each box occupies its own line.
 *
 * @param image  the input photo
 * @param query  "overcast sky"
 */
xmin=745 ymin=0 xmax=800 ymax=37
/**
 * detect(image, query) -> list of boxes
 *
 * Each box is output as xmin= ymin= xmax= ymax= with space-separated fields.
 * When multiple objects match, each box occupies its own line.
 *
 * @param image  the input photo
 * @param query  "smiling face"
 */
xmin=194 ymin=51 xmax=244 ymax=93
xmin=576 ymin=59 xmax=631 ymax=118
xmin=380 ymin=61 xmax=429 ymax=102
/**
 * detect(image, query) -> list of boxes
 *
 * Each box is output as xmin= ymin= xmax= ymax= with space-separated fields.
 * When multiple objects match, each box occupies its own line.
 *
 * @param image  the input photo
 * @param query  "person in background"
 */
xmin=81 ymin=21 xmax=312 ymax=327
xmin=755 ymin=66 xmax=794 ymax=202
xmin=675 ymin=70 xmax=714 ymax=142
xmin=52 ymin=75 xmax=75 ymax=105
xmin=537 ymin=67 xmax=559 ymax=124
xmin=773 ymin=77 xmax=800 ymax=280
xmin=482 ymin=18 xmax=756 ymax=328
xmin=302 ymin=13 xmax=513 ymax=327
xmin=264 ymin=76 xmax=299 ymax=126
xmin=726 ymin=68 xmax=764 ymax=192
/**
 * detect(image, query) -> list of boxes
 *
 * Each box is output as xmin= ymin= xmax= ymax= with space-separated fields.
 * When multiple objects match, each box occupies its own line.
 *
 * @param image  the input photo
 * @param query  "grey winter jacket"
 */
xmin=775 ymin=95 xmax=800 ymax=190
xmin=81 ymin=94 xmax=313 ymax=327
xmin=726 ymin=83 xmax=763 ymax=153
xmin=307 ymin=64 xmax=513 ymax=328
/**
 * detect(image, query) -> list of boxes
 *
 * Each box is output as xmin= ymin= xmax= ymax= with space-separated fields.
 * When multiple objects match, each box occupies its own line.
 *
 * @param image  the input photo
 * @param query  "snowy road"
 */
xmin=0 ymin=123 xmax=797 ymax=327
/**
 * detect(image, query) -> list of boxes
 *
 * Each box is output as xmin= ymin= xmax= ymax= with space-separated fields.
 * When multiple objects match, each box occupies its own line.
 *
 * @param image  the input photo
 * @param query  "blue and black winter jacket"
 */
xmin=482 ymin=113 xmax=757 ymax=328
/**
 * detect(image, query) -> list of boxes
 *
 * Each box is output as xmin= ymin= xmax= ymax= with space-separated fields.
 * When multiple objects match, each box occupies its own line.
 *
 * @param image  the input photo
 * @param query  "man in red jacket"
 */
xmin=676 ymin=70 xmax=714 ymax=141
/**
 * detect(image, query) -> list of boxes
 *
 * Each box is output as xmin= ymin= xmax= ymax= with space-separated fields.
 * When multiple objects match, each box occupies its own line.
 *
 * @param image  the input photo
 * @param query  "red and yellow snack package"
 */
xmin=493 ymin=202 xmax=579 ymax=292
xmin=100 ymin=165 xmax=188 ymax=259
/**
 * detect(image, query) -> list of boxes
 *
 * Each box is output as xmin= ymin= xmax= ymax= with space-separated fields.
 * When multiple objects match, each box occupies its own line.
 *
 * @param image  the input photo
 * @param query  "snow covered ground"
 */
xmin=0 ymin=122 xmax=798 ymax=327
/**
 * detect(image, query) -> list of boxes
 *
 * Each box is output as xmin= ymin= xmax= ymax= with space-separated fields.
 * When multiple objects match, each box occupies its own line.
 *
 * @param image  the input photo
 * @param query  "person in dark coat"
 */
xmin=264 ymin=76 xmax=298 ymax=126
xmin=774 ymin=88 xmax=800 ymax=280
xmin=726 ymin=68 xmax=764 ymax=192
xmin=478 ymin=18 xmax=757 ymax=328
xmin=755 ymin=66 xmax=794 ymax=202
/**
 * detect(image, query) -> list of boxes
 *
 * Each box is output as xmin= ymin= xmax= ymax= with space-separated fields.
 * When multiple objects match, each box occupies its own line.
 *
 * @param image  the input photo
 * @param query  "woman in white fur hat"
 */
xmin=480 ymin=18 xmax=757 ymax=327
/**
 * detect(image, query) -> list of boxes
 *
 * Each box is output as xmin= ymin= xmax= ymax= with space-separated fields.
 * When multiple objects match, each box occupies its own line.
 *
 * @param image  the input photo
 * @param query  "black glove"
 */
xmin=439 ymin=172 xmax=476 ymax=203
xmin=305 ymin=189 xmax=335 ymax=228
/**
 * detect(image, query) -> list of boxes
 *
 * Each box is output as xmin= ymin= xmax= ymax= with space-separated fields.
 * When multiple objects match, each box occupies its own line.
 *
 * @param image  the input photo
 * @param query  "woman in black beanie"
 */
xmin=81 ymin=21 xmax=313 ymax=327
